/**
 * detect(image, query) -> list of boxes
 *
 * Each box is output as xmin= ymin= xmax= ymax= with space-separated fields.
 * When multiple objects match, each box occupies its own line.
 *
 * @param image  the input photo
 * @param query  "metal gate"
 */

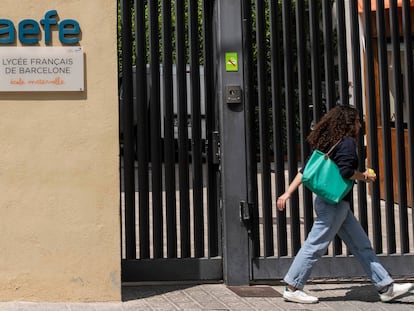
xmin=119 ymin=0 xmax=222 ymax=282
xmin=119 ymin=0 xmax=414 ymax=284
xmin=245 ymin=0 xmax=414 ymax=282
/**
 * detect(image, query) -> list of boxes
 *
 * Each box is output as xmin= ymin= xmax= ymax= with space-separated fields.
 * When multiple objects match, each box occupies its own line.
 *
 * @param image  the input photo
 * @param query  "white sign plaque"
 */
xmin=0 ymin=47 xmax=84 ymax=92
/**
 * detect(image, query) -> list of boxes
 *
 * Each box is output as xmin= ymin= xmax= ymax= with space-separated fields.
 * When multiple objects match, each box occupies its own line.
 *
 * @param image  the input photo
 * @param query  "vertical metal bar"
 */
xmin=402 ymin=0 xmax=414 ymax=250
xmin=203 ymin=0 xmax=220 ymax=258
xmin=121 ymin=0 xmax=136 ymax=260
xmin=282 ymin=0 xmax=300 ymax=254
xmin=269 ymin=0 xmax=287 ymax=257
xmin=309 ymin=1 xmax=323 ymax=123
xmin=135 ymin=0 xmax=150 ymax=259
xmin=322 ymin=0 xmax=336 ymax=111
xmin=376 ymin=0 xmax=396 ymax=254
xmin=189 ymin=0 xmax=204 ymax=258
xmin=326 ymin=1 xmax=342 ymax=256
xmin=335 ymin=0 xmax=349 ymax=105
xmin=162 ymin=0 xmax=177 ymax=259
xmin=243 ymin=0 xmax=260 ymax=258
xmin=296 ymin=0 xmax=312 ymax=236
xmin=348 ymin=0 xmax=368 ymax=232
xmin=149 ymin=0 xmax=163 ymax=259
xmin=256 ymin=0 xmax=273 ymax=257
xmin=176 ymin=0 xmax=191 ymax=258
xmin=389 ymin=0 xmax=409 ymax=253
xmin=363 ymin=0 xmax=382 ymax=253
xmin=333 ymin=0 xmax=353 ymax=255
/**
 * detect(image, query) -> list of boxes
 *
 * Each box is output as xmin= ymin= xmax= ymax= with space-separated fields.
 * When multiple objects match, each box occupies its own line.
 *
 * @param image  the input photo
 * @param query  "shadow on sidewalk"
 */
xmin=314 ymin=284 xmax=414 ymax=304
xmin=122 ymin=284 xmax=194 ymax=302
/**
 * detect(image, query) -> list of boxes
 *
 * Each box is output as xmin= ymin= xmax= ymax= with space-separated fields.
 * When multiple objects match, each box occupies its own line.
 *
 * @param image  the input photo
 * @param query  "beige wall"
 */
xmin=0 ymin=0 xmax=121 ymax=302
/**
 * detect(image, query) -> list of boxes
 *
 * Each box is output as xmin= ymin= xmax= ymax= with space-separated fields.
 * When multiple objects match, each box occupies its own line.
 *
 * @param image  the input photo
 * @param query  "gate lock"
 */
xmin=240 ymin=200 xmax=253 ymax=233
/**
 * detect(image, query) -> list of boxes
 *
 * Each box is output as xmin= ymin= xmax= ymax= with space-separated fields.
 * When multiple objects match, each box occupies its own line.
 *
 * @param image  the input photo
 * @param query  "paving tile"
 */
xmin=173 ymin=302 xmax=202 ymax=309
xmin=68 ymin=303 xmax=104 ymax=311
xmin=14 ymin=302 xmax=70 ymax=311
xmin=0 ymin=303 xmax=17 ymax=311
xmin=90 ymin=303 xmax=124 ymax=311
xmin=196 ymin=303 xmax=228 ymax=310
xmin=122 ymin=302 xmax=153 ymax=311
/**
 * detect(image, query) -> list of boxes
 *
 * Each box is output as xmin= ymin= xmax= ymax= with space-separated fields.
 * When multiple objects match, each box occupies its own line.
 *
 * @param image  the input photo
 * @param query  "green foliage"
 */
xmin=118 ymin=0 xmax=205 ymax=71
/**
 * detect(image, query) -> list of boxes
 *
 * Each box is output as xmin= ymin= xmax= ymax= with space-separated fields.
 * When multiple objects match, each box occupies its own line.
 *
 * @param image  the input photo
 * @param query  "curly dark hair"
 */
xmin=307 ymin=105 xmax=359 ymax=150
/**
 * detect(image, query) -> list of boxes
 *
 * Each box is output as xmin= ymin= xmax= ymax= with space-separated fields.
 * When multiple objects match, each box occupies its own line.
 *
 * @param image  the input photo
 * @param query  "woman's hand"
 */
xmin=277 ymin=193 xmax=290 ymax=211
xmin=363 ymin=168 xmax=377 ymax=183
xmin=351 ymin=168 xmax=377 ymax=183
xmin=276 ymin=172 xmax=303 ymax=211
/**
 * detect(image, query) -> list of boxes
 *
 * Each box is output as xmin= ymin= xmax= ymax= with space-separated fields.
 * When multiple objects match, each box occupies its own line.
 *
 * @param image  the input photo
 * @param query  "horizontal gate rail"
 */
xmin=252 ymin=255 xmax=414 ymax=281
xmin=122 ymin=258 xmax=223 ymax=282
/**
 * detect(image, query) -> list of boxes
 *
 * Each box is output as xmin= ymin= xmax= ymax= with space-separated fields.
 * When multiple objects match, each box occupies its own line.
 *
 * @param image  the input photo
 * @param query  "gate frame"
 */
xmin=214 ymin=0 xmax=250 ymax=286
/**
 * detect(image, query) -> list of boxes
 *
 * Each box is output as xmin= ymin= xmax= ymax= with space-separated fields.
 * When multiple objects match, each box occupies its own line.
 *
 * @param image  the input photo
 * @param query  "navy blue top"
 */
xmin=301 ymin=136 xmax=358 ymax=201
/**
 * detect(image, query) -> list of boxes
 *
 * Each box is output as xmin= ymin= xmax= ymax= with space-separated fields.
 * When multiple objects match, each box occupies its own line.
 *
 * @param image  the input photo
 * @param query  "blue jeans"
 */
xmin=284 ymin=196 xmax=393 ymax=290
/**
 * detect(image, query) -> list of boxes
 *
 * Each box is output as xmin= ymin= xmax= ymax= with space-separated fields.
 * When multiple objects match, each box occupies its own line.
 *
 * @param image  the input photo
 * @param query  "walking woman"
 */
xmin=277 ymin=105 xmax=413 ymax=304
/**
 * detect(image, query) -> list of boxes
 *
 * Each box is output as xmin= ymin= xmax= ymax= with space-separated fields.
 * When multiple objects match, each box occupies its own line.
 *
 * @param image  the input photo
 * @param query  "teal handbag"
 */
xmin=302 ymin=140 xmax=353 ymax=204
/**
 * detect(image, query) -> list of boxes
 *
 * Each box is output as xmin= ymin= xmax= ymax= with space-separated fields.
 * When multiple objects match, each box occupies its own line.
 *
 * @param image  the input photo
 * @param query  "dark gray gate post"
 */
xmin=214 ymin=0 xmax=249 ymax=285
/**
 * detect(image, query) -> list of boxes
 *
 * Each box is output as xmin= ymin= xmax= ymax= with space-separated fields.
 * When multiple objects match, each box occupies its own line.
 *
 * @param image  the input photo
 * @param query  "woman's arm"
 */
xmin=277 ymin=171 xmax=303 ymax=211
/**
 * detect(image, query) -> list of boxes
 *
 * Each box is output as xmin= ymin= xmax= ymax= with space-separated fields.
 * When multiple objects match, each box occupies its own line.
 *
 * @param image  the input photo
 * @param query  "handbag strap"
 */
xmin=324 ymin=139 xmax=342 ymax=159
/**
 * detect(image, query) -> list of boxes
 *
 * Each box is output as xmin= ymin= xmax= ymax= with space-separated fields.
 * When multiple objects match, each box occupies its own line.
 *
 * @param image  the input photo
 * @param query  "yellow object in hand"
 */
xmin=368 ymin=168 xmax=375 ymax=175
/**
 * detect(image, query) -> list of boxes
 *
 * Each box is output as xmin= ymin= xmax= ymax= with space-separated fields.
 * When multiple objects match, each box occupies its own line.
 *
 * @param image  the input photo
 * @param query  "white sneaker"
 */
xmin=379 ymin=283 xmax=413 ymax=302
xmin=283 ymin=287 xmax=319 ymax=304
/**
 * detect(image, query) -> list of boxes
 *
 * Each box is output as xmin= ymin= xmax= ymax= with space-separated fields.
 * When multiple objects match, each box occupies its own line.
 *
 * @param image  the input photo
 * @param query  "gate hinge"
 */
xmin=240 ymin=200 xmax=253 ymax=232
xmin=211 ymin=131 xmax=221 ymax=164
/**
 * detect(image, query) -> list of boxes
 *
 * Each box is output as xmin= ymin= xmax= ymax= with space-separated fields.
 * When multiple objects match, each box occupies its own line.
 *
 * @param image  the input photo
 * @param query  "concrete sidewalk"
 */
xmin=1 ymin=282 xmax=413 ymax=310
